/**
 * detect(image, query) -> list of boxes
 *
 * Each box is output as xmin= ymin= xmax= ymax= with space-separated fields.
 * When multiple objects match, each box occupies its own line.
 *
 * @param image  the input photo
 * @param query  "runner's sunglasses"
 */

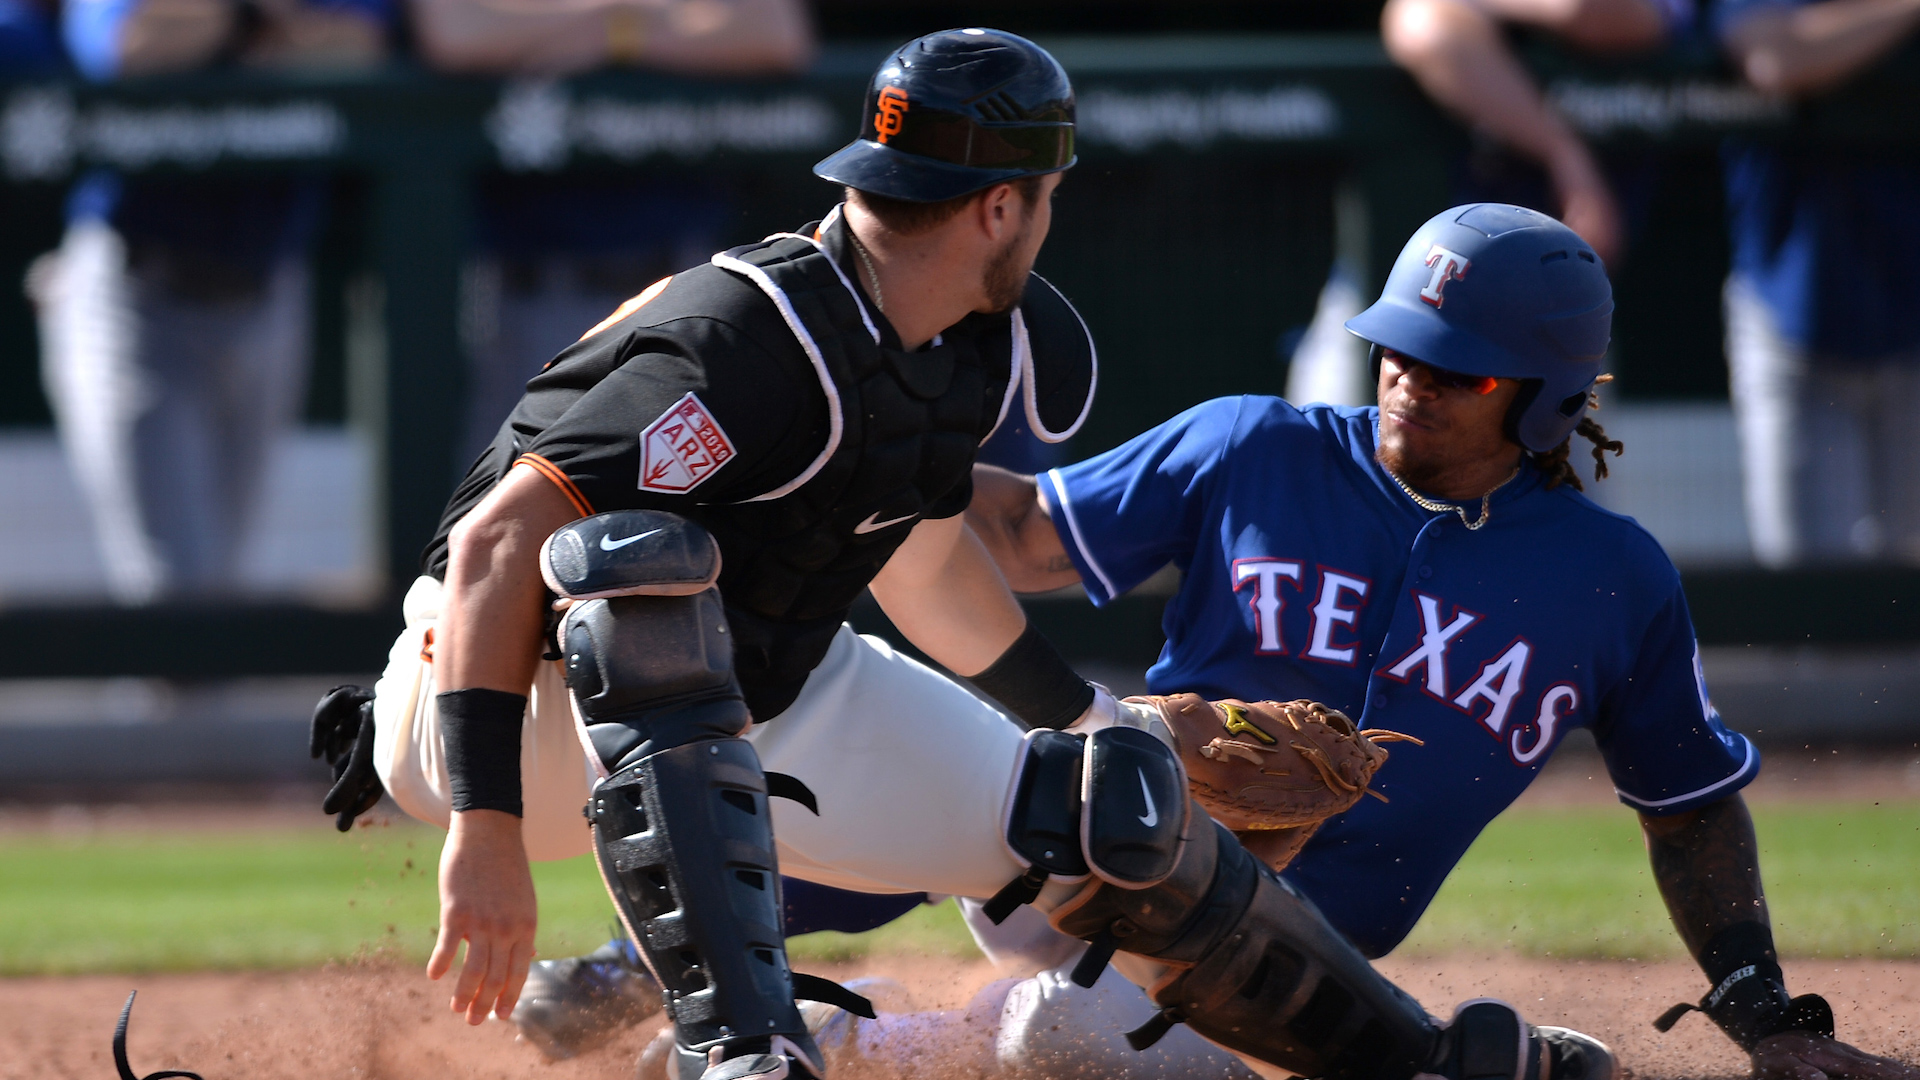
xmin=1379 ymin=349 xmax=1500 ymax=396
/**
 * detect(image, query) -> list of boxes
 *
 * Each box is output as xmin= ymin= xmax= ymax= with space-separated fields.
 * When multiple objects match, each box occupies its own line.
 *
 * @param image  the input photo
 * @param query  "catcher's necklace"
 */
xmin=850 ymin=231 xmax=885 ymax=313
xmin=1385 ymin=464 xmax=1521 ymax=531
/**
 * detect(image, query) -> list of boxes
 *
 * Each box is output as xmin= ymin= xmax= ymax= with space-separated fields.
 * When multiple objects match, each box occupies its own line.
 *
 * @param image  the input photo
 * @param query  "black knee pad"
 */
xmin=984 ymin=727 xmax=1189 ymax=933
xmin=560 ymin=591 xmax=749 ymax=768
xmin=545 ymin=511 xmax=747 ymax=770
xmin=542 ymin=509 xmax=721 ymax=600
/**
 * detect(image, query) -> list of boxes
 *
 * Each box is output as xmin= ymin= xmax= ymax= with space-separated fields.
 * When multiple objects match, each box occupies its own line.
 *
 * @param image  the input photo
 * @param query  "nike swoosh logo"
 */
xmin=1137 ymin=770 xmax=1159 ymax=828
xmin=599 ymin=528 xmax=664 ymax=551
xmin=853 ymin=511 xmax=918 ymax=535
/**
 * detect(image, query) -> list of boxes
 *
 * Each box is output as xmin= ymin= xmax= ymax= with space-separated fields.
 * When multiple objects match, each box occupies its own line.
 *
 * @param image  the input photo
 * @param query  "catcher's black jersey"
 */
xmin=424 ymin=205 xmax=1096 ymax=721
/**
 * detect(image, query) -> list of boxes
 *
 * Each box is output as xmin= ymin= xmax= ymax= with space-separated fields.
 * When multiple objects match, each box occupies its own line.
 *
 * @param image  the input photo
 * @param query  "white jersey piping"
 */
xmin=1043 ymin=467 xmax=1120 ymax=601
xmin=710 ymin=251 xmax=845 ymax=503
xmin=1613 ymin=737 xmax=1758 ymax=811
xmin=763 ymin=204 xmax=881 ymax=346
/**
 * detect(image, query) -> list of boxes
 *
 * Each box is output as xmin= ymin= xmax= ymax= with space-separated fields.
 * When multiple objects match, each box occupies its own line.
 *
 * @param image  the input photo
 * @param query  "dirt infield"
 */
xmin=4 ymin=748 xmax=1917 ymax=1079
xmin=5 ymin=952 xmax=1917 ymax=1080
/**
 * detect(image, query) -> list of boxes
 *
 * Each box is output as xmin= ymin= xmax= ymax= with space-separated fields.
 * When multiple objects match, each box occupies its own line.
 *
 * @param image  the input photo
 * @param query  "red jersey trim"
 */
xmin=514 ymin=454 xmax=595 ymax=518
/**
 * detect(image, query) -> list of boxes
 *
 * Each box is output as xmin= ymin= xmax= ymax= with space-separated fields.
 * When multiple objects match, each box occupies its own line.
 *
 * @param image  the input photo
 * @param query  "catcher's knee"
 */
xmin=543 ymin=510 xmax=747 ymax=770
xmin=982 ymin=726 xmax=1190 ymax=931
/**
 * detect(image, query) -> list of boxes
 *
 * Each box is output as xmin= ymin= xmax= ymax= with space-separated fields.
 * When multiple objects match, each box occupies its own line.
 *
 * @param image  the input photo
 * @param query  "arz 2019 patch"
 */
xmin=639 ymin=392 xmax=735 ymax=493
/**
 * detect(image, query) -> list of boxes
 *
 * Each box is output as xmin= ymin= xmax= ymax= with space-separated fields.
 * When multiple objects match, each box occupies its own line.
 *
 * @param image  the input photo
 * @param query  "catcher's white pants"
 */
xmin=373 ymin=574 xmax=1032 ymax=897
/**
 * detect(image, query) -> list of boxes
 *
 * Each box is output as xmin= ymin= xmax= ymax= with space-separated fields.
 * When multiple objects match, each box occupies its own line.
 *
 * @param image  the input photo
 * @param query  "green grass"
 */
xmin=0 ymin=819 xmax=975 ymax=975
xmin=0 ymin=801 xmax=1913 ymax=975
xmin=1399 ymin=800 xmax=1920 ymax=959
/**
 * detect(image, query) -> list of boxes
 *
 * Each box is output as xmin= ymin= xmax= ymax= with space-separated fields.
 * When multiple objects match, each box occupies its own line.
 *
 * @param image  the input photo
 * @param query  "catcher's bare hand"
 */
xmin=1751 ymin=1033 xmax=1920 ymax=1080
xmin=429 ymin=809 xmax=538 ymax=1025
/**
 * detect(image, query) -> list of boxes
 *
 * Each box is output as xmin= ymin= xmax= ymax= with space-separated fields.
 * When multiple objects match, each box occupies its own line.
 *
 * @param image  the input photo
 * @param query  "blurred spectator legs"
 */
xmin=29 ymin=175 xmax=317 ymax=603
xmin=1725 ymin=275 xmax=1920 ymax=567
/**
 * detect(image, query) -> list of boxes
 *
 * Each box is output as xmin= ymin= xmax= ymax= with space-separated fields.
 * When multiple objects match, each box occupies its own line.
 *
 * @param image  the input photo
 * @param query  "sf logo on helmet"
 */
xmin=873 ymin=86 xmax=910 ymax=144
xmin=1420 ymin=245 xmax=1471 ymax=308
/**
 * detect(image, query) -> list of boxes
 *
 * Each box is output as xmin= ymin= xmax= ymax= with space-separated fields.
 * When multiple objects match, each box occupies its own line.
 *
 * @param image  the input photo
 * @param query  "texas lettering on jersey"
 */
xmin=1230 ymin=559 xmax=1370 ymax=664
xmin=1377 ymin=591 xmax=1576 ymax=767
xmin=1232 ymin=563 xmax=1575 ymax=769
xmin=639 ymin=392 xmax=736 ymax=493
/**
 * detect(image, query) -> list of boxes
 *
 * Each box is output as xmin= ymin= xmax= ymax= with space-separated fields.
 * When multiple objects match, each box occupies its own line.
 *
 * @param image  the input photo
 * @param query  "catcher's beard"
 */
xmin=981 ymin=211 xmax=1038 ymax=314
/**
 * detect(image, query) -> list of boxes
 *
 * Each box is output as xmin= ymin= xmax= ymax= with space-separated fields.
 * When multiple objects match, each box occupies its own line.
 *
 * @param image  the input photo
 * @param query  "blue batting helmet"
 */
xmin=1345 ymin=203 xmax=1613 ymax=453
xmin=813 ymin=28 xmax=1076 ymax=203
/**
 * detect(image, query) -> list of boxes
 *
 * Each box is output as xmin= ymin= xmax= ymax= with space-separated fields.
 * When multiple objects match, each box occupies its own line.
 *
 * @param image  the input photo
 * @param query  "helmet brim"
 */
xmin=1345 ymin=296 xmax=1544 ymax=380
xmin=813 ymin=140 xmax=1075 ymax=204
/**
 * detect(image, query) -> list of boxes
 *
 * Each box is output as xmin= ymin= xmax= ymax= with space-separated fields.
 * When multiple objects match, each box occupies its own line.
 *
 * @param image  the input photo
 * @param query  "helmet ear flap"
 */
xmin=1503 ymin=379 xmax=1544 ymax=450
xmin=1367 ymin=343 xmax=1385 ymax=387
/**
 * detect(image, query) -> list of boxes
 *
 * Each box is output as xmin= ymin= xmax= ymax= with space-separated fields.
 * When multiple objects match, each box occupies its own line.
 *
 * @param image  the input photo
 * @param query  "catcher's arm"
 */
xmin=868 ymin=513 xmax=1029 ymax=677
xmin=1643 ymin=795 xmax=1920 ymax=1079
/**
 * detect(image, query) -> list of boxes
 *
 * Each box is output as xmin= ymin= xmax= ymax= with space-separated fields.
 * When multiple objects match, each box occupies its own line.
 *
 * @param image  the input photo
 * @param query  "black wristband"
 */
xmin=966 ymin=624 xmax=1096 ymax=730
xmin=439 ymin=688 xmax=528 ymax=817
xmin=1654 ymin=921 xmax=1833 ymax=1051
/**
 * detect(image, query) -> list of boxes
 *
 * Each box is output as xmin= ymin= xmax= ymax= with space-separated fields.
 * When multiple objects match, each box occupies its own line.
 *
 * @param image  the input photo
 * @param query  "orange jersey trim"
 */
xmin=514 ymin=454 xmax=595 ymax=518
xmin=420 ymin=626 xmax=435 ymax=663
xmin=578 ymin=276 xmax=673 ymax=344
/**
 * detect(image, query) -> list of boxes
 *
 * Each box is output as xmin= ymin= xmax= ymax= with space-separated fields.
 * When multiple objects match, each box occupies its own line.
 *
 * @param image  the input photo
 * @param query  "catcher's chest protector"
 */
xmin=694 ymin=226 xmax=1092 ymax=717
xmin=704 ymin=232 xmax=1012 ymax=624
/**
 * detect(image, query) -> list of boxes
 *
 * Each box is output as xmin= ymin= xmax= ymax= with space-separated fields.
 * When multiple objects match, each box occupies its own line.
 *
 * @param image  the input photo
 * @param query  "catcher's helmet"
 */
xmin=1345 ymin=203 xmax=1612 ymax=453
xmin=813 ymin=28 xmax=1076 ymax=203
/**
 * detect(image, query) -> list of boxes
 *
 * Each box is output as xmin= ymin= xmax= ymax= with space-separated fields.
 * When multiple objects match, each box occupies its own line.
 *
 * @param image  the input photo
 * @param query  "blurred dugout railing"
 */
xmin=2 ymin=35 xmax=1920 ymax=682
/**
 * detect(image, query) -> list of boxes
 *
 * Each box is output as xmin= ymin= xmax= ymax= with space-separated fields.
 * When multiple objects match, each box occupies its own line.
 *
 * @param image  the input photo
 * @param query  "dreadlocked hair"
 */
xmin=1528 ymin=375 xmax=1623 ymax=491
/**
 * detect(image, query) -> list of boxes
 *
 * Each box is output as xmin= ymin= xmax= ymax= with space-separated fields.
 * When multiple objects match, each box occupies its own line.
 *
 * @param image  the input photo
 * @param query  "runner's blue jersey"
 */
xmin=1042 ymin=396 xmax=1758 ymax=957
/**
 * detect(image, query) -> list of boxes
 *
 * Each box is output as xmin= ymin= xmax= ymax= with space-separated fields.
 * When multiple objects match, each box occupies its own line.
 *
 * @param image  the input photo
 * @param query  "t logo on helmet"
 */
xmin=873 ymin=87 xmax=910 ymax=144
xmin=1420 ymin=245 xmax=1470 ymax=308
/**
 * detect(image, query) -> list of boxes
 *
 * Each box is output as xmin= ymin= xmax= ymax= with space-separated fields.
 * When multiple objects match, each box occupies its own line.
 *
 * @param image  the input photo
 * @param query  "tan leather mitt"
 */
xmin=1124 ymin=693 xmax=1421 ymax=871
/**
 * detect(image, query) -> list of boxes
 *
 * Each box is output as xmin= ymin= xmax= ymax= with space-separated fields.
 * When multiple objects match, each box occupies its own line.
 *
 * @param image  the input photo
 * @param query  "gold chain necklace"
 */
xmin=1385 ymin=464 xmax=1521 ymax=531
xmin=849 ymin=232 xmax=885 ymax=313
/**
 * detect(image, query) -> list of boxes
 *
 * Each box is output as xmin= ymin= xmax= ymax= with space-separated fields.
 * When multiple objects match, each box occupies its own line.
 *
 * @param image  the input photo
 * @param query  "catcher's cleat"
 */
xmin=513 ymin=937 xmax=664 ymax=1060
xmin=113 ymin=991 xmax=203 ymax=1080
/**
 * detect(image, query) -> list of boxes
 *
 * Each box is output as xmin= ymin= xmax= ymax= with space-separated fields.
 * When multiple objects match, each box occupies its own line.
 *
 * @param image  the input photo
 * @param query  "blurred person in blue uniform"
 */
xmin=28 ymin=0 xmax=391 ymax=603
xmin=1713 ymin=0 xmax=1920 ymax=565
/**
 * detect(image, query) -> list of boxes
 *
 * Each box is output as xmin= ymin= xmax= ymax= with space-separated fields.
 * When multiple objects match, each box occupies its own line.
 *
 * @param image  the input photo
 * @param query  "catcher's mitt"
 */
xmin=1124 ymin=694 xmax=1420 ymax=871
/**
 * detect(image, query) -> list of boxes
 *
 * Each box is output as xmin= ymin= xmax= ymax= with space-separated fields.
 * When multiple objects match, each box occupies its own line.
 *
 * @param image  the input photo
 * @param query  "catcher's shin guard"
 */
xmin=549 ymin=511 xmax=849 ymax=1075
xmin=591 ymin=740 xmax=821 ymax=1066
xmin=1049 ymin=817 xmax=1441 ymax=1080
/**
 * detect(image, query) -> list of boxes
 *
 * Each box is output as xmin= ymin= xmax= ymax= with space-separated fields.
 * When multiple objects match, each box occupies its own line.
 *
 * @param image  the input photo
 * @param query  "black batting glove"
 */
xmin=311 ymin=684 xmax=384 ymax=832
